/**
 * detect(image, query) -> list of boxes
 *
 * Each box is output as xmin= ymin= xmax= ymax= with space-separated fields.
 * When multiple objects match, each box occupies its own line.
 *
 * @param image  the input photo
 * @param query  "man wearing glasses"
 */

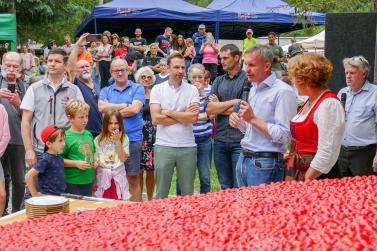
xmin=337 ymin=56 xmax=377 ymax=177
xmin=0 ymin=52 xmax=27 ymax=214
xmin=68 ymin=34 xmax=102 ymax=138
xmin=99 ymin=59 xmax=145 ymax=201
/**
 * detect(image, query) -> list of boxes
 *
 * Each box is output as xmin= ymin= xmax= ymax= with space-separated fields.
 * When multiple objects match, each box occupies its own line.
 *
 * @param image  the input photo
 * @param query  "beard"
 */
xmin=80 ymin=72 xmax=92 ymax=80
xmin=1 ymin=69 xmax=20 ymax=82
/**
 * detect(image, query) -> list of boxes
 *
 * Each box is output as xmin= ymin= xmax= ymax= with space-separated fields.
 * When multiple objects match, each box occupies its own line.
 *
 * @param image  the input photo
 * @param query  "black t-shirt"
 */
xmin=130 ymin=37 xmax=147 ymax=54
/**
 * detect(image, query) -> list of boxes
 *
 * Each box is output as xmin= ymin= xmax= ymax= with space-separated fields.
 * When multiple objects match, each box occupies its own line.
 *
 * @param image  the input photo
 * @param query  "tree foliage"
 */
xmin=286 ymin=0 xmax=372 ymax=13
xmin=0 ymin=0 xmax=373 ymax=45
xmin=0 ymin=0 xmax=97 ymax=44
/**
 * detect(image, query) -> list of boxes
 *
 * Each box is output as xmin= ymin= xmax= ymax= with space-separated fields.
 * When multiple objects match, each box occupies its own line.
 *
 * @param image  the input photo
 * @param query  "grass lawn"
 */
xmin=168 ymin=160 xmax=221 ymax=195
xmin=141 ymin=159 xmax=221 ymax=198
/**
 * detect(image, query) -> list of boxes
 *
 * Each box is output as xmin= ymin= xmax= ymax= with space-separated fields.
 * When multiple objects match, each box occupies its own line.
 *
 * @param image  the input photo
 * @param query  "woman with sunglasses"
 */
xmin=135 ymin=66 xmax=156 ymax=200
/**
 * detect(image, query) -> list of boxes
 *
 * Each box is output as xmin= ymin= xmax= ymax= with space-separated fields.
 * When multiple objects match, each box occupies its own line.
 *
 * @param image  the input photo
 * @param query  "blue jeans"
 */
xmin=213 ymin=140 xmax=242 ymax=189
xmin=176 ymin=135 xmax=212 ymax=194
xmin=236 ymin=153 xmax=284 ymax=187
xmin=185 ymin=59 xmax=192 ymax=80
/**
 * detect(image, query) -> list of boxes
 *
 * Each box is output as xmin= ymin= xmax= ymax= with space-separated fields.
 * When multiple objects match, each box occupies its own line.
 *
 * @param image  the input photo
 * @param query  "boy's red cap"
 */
xmin=40 ymin=125 xmax=58 ymax=144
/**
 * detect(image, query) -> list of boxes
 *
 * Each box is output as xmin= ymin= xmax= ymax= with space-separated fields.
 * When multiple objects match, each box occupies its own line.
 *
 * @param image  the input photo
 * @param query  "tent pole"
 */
xmin=215 ymin=10 xmax=220 ymax=42
xmin=94 ymin=18 xmax=98 ymax=34
xmin=215 ymin=21 xmax=220 ymax=42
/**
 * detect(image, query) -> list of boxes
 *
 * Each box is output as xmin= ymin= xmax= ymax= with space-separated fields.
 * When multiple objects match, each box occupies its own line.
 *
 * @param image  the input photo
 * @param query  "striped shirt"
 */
xmin=193 ymin=86 xmax=212 ymax=137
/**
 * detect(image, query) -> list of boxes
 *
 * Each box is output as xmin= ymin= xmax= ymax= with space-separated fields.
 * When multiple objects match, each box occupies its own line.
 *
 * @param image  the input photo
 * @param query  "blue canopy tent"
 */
xmin=75 ymin=0 xmax=218 ymax=39
xmin=75 ymin=0 xmax=325 ymax=40
xmin=207 ymin=0 xmax=325 ymax=39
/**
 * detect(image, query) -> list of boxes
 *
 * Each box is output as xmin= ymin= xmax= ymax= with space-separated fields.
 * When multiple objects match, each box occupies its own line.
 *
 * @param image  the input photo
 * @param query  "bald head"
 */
xmin=110 ymin=59 xmax=129 ymax=85
xmin=2 ymin=52 xmax=22 ymax=65
xmin=75 ymin=59 xmax=92 ymax=81
xmin=1 ymin=52 xmax=22 ymax=82
xmin=110 ymin=58 xmax=128 ymax=71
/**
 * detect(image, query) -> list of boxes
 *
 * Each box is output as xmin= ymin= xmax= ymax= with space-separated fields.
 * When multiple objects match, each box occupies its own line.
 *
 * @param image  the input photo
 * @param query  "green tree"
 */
xmin=187 ymin=0 xmax=212 ymax=7
xmin=286 ymin=0 xmax=372 ymax=13
xmin=0 ymin=0 xmax=97 ymax=44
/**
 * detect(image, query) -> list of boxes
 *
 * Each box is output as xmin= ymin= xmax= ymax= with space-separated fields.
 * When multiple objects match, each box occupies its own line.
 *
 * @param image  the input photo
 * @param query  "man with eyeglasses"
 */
xmin=0 ymin=52 xmax=27 ymax=214
xmin=99 ymin=58 xmax=145 ymax=202
xmin=337 ymin=56 xmax=377 ymax=177
xmin=67 ymin=33 xmax=102 ymax=138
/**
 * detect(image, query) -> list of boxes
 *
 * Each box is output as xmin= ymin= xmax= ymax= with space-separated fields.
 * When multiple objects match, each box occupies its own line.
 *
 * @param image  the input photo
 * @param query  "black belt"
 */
xmin=242 ymin=149 xmax=283 ymax=159
xmin=342 ymin=144 xmax=377 ymax=151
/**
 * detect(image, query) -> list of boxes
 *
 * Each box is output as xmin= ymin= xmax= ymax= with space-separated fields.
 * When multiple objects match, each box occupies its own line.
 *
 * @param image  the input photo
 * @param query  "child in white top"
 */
xmin=94 ymin=110 xmax=131 ymax=200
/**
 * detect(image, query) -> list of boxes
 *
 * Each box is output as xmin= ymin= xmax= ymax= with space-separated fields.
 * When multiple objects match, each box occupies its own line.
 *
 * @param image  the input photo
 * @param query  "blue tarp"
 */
xmin=75 ymin=0 xmax=325 ymax=39
xmin=208 ymin=0 xmax=325 ymax=23
xmin=208 ymin=0 xmax=325 ymax=39
xmin=75 ymin=0 xmax=217 ymax=38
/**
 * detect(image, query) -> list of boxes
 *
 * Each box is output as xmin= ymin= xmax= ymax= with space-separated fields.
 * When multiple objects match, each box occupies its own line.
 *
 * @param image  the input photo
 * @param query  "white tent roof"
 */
xmin=283 ymin=30 xmax=325 ymax=51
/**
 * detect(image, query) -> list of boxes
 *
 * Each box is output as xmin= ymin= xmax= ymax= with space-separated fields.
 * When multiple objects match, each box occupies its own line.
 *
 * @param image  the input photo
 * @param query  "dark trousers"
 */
xmin=337 ymin=144 xmax=377 ymax=177
xmin=1 ymin=144 xmax=25 ymax=213
xmin=66 ymin=183 xmax=93 ymax=197
xmin=203 ymin=63 xmax=218 ymax=83
xmin=99 ymin=60 xmax=111 ymax=89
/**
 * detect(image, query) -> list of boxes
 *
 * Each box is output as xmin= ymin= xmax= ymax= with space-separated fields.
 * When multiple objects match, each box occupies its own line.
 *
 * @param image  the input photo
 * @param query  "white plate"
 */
xmin=26 ymin=196 xmax=68 ymax=206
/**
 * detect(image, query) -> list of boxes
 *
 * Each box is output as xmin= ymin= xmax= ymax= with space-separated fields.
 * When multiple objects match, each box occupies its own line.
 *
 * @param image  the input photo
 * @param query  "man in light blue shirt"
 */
xmin=337 ymin=56 xmax=377 ymax=177
xmin=229 ymin=45 xmax=296 ymax=187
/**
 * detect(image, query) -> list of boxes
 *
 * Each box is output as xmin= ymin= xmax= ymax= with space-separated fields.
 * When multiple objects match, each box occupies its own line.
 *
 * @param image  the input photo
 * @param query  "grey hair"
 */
xmin=343 ymin=56 xmax=370 ymax=75
xmin=2 ymin=51 xmax=22 ymax=65
xmin=110 ymin=58 xmax=128 ymax=70
xmin=245 ymin=44 xmax=274 ymax=64
xmin=135 ymin=66 xmax=156 ymax=85
xmin=159 ymin=58 xmax=167 ymax=64
xmin=188 ymin=63 xmax=205 ymax=77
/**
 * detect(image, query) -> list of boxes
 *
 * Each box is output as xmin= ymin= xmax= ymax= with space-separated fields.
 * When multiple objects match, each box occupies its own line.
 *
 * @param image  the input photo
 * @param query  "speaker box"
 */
xmin=325 ymin=13 xmax=377 ymax=93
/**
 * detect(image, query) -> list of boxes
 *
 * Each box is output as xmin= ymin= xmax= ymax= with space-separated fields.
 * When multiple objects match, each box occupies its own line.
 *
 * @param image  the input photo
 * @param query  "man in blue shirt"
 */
xmin=337 ymin=56 xmax=377 ymax=177
xmin=229 ymin=45 xmax=296 ymax=187
xmin=99 ymin=59 xmax=145 ymax=201
xmin=192 ymin=24 xmax=206 ymax=64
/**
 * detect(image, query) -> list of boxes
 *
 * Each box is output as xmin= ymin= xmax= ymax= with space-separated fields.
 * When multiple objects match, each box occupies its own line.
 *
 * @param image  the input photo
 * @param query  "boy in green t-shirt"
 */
xmin=60 ymin=100 xmax=96 ymax=196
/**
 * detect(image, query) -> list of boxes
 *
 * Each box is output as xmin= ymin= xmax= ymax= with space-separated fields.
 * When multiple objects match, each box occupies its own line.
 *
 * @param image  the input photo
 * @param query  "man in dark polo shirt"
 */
xmin=206 ymin=44 xmax=246 ymax=189
xmin=68 ymin=34 xmax=102 ymax=137
xmin=142 ymin=43 xmax=162 ymax=73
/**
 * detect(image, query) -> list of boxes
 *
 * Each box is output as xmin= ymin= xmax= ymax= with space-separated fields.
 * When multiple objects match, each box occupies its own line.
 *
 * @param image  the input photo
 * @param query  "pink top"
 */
xmin=201 ymin=43 xmax=218 ymax=64
xmin=0 ymin=105 xmax=10 ymax=157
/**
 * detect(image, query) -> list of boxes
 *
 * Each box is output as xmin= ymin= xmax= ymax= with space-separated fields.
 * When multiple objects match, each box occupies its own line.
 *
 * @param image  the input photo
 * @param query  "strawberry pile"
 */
xmin=1 ymin=176 xmax=377 ymax=250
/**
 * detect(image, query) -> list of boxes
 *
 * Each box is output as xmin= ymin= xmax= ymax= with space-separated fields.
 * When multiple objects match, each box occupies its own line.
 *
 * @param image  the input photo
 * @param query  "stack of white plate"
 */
xmin=25 ymin=196 xmax=69 ymax=219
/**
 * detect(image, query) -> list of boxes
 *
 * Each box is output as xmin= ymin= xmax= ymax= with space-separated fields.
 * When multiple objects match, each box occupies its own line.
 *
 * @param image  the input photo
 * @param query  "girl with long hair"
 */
xmin=94 ymin=110 xmax=131 ymax=200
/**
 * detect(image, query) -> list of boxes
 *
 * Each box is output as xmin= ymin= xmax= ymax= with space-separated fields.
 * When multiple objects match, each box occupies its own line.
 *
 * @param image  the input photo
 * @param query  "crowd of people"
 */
xmin=0 ymin=24 xmax=376 ymax=216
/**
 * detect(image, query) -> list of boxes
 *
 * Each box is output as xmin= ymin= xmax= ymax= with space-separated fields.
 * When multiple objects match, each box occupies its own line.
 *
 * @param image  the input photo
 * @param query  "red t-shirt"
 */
xmin=114 ymin=48 xmax=133 ymax=67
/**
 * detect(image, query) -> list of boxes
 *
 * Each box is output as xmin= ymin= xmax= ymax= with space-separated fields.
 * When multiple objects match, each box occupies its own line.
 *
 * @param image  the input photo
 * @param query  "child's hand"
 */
xmin=76 ymin=160 xmax=91 ymax=170
xmin=32 ymin=192 xmax=43 ymax=197
xmin=112 ymin=129 xmax=122 ymax=143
